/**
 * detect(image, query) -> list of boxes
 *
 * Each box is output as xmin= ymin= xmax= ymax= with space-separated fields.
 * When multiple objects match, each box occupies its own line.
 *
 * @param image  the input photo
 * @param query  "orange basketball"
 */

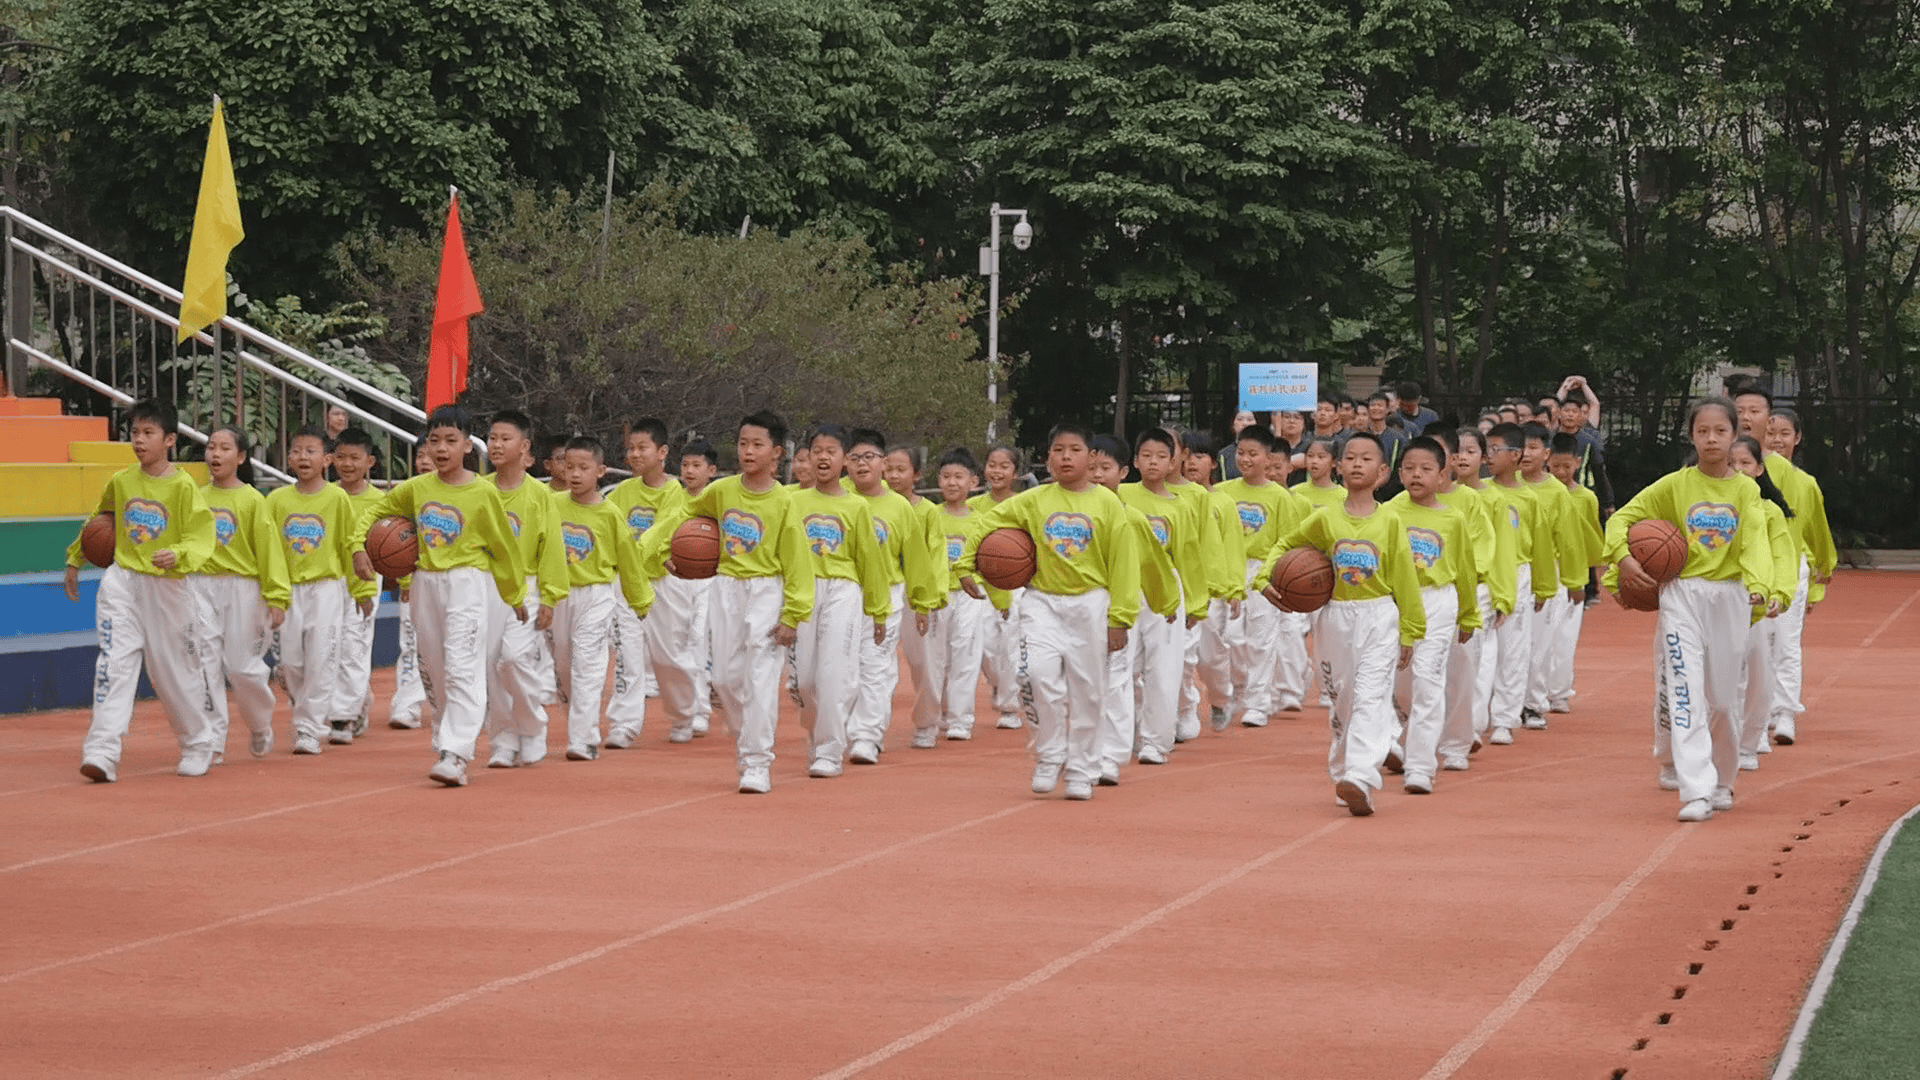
xmin=364 ymin=515 xmax=418 ymax=579
xmin=975 ymin=527 xmax=1036 ymax=591
xmin=1614 ymin=575 xmax=1660 ymax=612
xmin=1627 ymin=519 xmax=1688 ymax=583
xmin=79 ymin=513 xmax=114 ymax=568
xmin=1269 ymin=546 xmax=1335 ymax=613
xmin=669 ymin=516 xmax=722 ymax=579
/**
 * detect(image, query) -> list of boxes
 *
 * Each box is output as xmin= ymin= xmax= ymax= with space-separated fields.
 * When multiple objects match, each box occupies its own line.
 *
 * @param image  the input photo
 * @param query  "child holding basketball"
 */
xmin=330 ymin=426 xmax=385 ymax=743
xmin=481 ymin=411 xmax=566 ymax=767
xmin=1218 ymin=429 xmax=1311 ymax=723
xmin=971 ymin=444 xmax=1029 ymax=729
xmin=1606 ymin=398 xmax=1772 ymax=821
xmin=194 ymin=426 xmax=288 ymax=761
xmin=673 ymin=438 xmax=722 ymax=737
xmin=269 ymin=428 xmax=377 ymax=757
xmin=65 ymin=399 xmax=221 ymax=782
xmin=352 ymin=407 xmax=529 ymax=788
xmin=960 ymin=424 xmax=1141 ymax=801
xmin=607 ymin=419 xmax=694 ymax=747
xmin=1262 ymin=432 xmax=1425 ymax=817
xmin=921 ymin=448 xmax=997 ymax=740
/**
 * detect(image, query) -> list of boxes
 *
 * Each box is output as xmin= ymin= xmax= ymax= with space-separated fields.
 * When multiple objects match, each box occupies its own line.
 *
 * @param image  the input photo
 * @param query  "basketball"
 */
xmin=1615 ymin=575 xmax=1660 ymax=612
xmin=79 ymin=513 xmax=113 ymax=568
xmin=364 ymin=515 xmax=419 ymax=579
xmin=1627 ymin=519 xmax=1687 ymax=582
xmin=669 ymin=516 xmax=722 ymax=579
xmin=975 ymin=527 xmax=1036 ymax=591
xmin=1268 ymin=546 xmax=1335 ymax=613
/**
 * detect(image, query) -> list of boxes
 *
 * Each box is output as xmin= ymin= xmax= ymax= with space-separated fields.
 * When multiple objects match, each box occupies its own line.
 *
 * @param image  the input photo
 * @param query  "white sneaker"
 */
xmin=603 ymin=729 xmax=635 ymax=750
xmin=1441 ymin=755 xmax=1470 ymax=772
xmin=1031 ymin=762 xmax=1062 ymax=794
xmin=428 ymin=752 xmax=469 ymax=787
xmin=1470 ymin=735 xmax=1484 ymax=754
xmin=1098 ymin=762 xmax=1120 ymax=786
xmin=351 ymin=714 xmax=369 ymax=737
xmin=1403 ymin=774 xmax=1433 ymax=795
xmin=849 ymin=740 xmax=880 ymax=765
xmin=1711 ymin=786 xmax=1735 ymax=812
xmin=996 ymin=713 xmax=1023 ymax=730
xmin=79 ymin=757 xmax=116 ymax=783
xmin=1383 ymin=746 xmax=1405 ymax=775
xmin=808 ymin=758 xmax=842 ymax=778
xmin=1137 ymin=747 xmax=1167 ymax=765
xmin=328 ymin=722 xmax=354 ymax=745
xmin=487 ymin=748 xmax=518 ymax=769
xmin=691 ymin=716 xmax=711 ymax=736
xmin=1658 ymin=765 xmax=1680 ymax=791
xmin=1208 ymin=706 xmax=1230 ymax=732
xmin=945 ymin=727 xmax=972 ymax=741
xmin=1772 ymin=722 xmax=1796 ymax=746
xmin=1676 ymin=799 xmax=1713 ymax=822
xmin=1489 ymin=728 xmax=1514 ymax=746
xmin=250 ymin=730 xmax=274 ymax=758
xmin=566 ymin=746 xmax=599 ymax=762
xmin=1738 ymin=753 xmax=1760 ymax=772
xmin=1521 ymin=710 xmax=1548 ymax=730
xmin=292 ymin=735 xmax=324 ymax=756
xmin=738 ymin=766 xmax=772 ymax=794
xmin=211 ymin=752 xmax=224 ymax=766
xmin=1335 ymin=780 xmax=1374 ymax=817
xmin=1549 ymin=701 xmax=1571 ymax=714
xmin=911 ymin=730 xmax=938 ymax=750
xmin=388 ymin=714 xmax=421 ymax=730
xmin=667 ymin=729 xmax=694 ymax=744
xmin=1064 ymin=779 xmax=1094 ymax=800
xmin=1240 ymin=712 xmax=1268 ymax=728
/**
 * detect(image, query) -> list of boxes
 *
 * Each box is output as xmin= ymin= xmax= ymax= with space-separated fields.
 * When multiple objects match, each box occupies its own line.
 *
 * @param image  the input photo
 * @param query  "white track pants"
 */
xmin=83 ymin=567 xmax=217 ymax=765
xmin=192 ymin=574 xmax=274 ymax=752
xmin=645 ymin=573 xmax=710 ymax=738
xmin=1271 ymin=608 xmax=1311 ymax=711
xmin=689 ymin=577 xmax=714 ymax=729
xmin=1548 ymin=591 xmax=1584 ymax=710
xmin=1186 ymin=597 xmax=1233 ymax=729
xmin=1400 ymin=586 xmax=1458 ymax=780
xmin=412 ymin=567 xmax=491 ymax=763
xmin=1231 ymin=559 xmax=1281 ymax=722
xmin=794 ymin=577 xmax=863 ymax=765
xmin=913 ymin=590 xmax=984 ymax=736
xmin=487 ymin=576 xmax=550 ymax=762
xmin=337 ymin=591 xmax=378 ymax=726
xmin=1440 ymin=586 xmax=1494 ymax=758
xmin=1133 ymin=605 xmax=1185 ymax=758
xmin=608 ymin=589 xmax=651 ymax=740
xmin=900 ymin=594 xmax=934 ymax=738
xmin=391 ymin=597 xmax=426 ymax=725
xmin=1770 ymin=556 xmax=1810 ymax=735
xmin=280 ymin=578 xmax=348 ymax=742
xmin=1526 ymin=576 xmax=1560 ymax=715
xmin=1739 ymin=616 xmax=1776 ymax=758
xmin=552 ymin=582 xmax=618 ymax=755
xmin=1021 ymin=589 xmax=1109 ymax=784
xmin=980 ymin=586 xmax=1025 ymax=717
xmin=711 ymin=575 xmax=786 ymax=772
xmin=1490 ymin=565 xmax=1534 ymax=730
xmin=1317 ymin=596 xmax=1400 ymax=791
xmin=850 ymin=583 xmax=906 ymax=749
xmin=1101 ymin=627 xmax=1138 ymax=770
xmin=1657 ymin=577 xmax=1748 ymax=804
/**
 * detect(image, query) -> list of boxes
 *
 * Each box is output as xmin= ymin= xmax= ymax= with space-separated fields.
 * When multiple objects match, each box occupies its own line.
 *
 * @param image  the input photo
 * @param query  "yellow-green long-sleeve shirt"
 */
xmin=958 ymin=483 xmax=1142 ymax=628
xmin=1384 ymin=493 xmax=1482 ymax=631
xmin=265 ymin=484 xmax=377 ymax=601
xmin=1566 ymin=484 xmax=1606 ymax=570
xmin=201 ymin=482 xmax=292 ymax=609
xmin=350 ymin=473 xmax=527 ymax=608
xmin=555 ymin=495 xmax=654 ymax=617
xmin=1120 ymin=502 xmax=1181 ymax=619
xmin=1289 ymin=480 xmax=1346 ymax=514
xmin=863 ymin=488 xmax=944 ymax=615
xmin=903 ymin=496 xmax=950 ymax=612
xmin=1603 ymin=467 xmax=1772 ymax=596
xmin=1484 ymin=479 xmax=1557 ymax=601
xmin=1766 ymin=453 xmax=1837 ymax=603
xmin=966 ymin=490 xmax=1021 ymax=610
xmin=607 ymin=475 xmax=689 ymax=581
xmin=67 ymin=465 xmax=215 ymax=578
xmin=681 ymin=476 xmax=815 ymax=628
xmin=1526 ymin=474 xmax=1588 ymax=590
xmin=1119 ymin=483 xmax=1203 ymax=619
xmin=1203 ymin=488 xmax=1248 ymax=601
xmin=789 ymin=486 xmax=892 ymax=620
xmin=1759 ymin=500 xmax=1797 ymax=610
xmin=1268 ymin=502 xmax=1427 ymax=647
xmin=1216 ymin=478 xmax=1310 ymax=565
xmin=1442 ymin=483 xmax=1516 ymax=615
xmin=490 ymin=475 xmax=570 ymax=610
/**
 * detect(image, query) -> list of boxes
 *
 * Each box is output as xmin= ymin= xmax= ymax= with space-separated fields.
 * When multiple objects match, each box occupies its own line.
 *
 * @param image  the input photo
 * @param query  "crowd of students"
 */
xmin=60 ymin=378 xmax=1835 ymax=822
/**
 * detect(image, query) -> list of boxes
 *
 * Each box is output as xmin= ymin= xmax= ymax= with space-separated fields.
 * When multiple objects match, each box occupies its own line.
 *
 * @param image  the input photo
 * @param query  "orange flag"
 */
xmin=424 ymin=191 xmax=483 ymax=411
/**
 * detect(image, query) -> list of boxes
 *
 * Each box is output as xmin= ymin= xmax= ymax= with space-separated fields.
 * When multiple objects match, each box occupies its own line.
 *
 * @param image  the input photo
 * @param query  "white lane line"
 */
xmin=1417 ymin=827 xmax=1691 ymax=1080
xmin=0 ymin=766 xmax=174 ymax=798
xmin=212 ymin=801 xmax=1037 ymax=1078
xmin=1852 ymin=583 xmax=1919 ymax=651
xmin=0 ymin=783 xmax=417 ymax=874
xmin=1769 ymin=803 xmax=1920 ymax=1080
xmin=810 ymin=819 xmax=1348 ymax=1080
xmin=0 ymin=790 xmax=728 ymax=984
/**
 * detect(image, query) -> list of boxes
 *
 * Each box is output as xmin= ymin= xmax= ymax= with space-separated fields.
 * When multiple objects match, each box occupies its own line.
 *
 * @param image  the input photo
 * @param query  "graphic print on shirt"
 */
xmin=720 ymin=508 xmax=763 ymax=556
xmin=212 ymin=507 xmax=238 ymax=547
xmin=1685 ymin=502 xmax=1738 ymax=551
xmin=1147 ymin=515 xmax=1171 ymax=548
xmin=1506 ymin=504 xmax=1520 ymax=530
xmin=1331 ymin=538 xmax=1381 ymax=587
xmin=124 ymin=497 xmax=169 ymax=545
xmin=873 ymin=517 xmax=891 ymax=548
xmin=1042 ymin=512 xmax=1093 ymax=559
xmin=1406 ymin=526 xmax=1443 ymax=569
xmin=561 ymin=522 xmax=594 ymax=564
xmin=418 ymin=501 xmax=464 ymax=549
xmin=506 ymin=511 xmax=522 ymax=538
xmin=283 ymin=513 xmax=326 ymax=556
xmin=626 ymin=505 xmax=656 ymax=541
xmin=946 ymin=533 xmax=965 ymax=564
xmin=1235 ymin=502 xmax=1267 ymax=535
xmin=804 ymin=513 xmax=846 ymax=557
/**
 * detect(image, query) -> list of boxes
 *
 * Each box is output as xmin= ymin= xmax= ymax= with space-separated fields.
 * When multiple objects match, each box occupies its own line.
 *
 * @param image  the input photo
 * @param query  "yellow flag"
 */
xmin=176 ymin=98 xmax=244 ymax=343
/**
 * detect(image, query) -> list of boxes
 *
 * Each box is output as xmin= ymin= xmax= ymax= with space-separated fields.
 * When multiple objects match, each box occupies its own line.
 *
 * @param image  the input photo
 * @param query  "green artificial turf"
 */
xmin=1792 ymin=812 xmax=1920 ymax=1080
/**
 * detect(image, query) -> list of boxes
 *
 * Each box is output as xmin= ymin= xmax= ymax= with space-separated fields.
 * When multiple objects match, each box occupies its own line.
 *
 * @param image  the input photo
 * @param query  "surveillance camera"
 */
xmin=1011 ymin=219 xmax=1033 ymax=250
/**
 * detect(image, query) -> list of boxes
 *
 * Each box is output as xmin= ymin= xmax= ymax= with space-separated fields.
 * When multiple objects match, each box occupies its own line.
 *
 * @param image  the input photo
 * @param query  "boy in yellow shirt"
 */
xmin=65 ymin=400 xmax=220 ymax=782
xmin=481 ymin=411 xmax=566 ymax=767
xmin=1104 ymin=432 xmax=1187 ymax=773
xmin=606 ymin=418 xmax=693 ymax=747
xmin=920 ymin=448 xmax=996 ymax=740
xmin=1519 ymin=424 xmax=1587 ymax=728
xmin=331 ymin=426 xmax=385 ymax=743
xmin=847 ymin=430 xmax=945 ymax=754
xmin=1481 ymin=423 xmax=1556 ymax=744
xmin=1218 ymin=428 xmax=1311 ymax=724
xmin=1546 ymin=432 xmax=1606 ymax=714
xmin=1177 ymin=434 xmax=1248 ymax=737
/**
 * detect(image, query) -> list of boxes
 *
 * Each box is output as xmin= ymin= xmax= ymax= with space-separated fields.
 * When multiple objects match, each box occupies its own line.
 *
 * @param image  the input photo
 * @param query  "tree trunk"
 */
xmin=1470 ymin=169 xmax=1508 ymax=396
xmin=1114 ymin=305 xmax=1132 ymax=439
xmin=1412 ymin=213 xmax=1440 ymax=394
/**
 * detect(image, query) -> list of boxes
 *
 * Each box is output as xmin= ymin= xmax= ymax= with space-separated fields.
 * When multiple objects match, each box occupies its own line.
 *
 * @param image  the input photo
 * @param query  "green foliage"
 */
xmin=344 ymin=187 xmax=992 ymax=455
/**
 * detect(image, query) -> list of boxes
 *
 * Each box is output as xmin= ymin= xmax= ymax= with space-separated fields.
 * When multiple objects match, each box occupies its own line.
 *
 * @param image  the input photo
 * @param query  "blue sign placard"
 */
xmin=1239 ymin=363 xmax=1317 ymax=412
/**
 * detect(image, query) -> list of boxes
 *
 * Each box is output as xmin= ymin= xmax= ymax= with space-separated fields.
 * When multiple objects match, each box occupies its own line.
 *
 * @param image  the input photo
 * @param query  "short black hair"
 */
xmin=937 ymin=446 xmax=980 ymax=474
xmin=333 ymin=426 xmax=375 ymax=454
xmin=1342 ymin=431 xmax=1385 ymax=457
xmin=678 ymin=439 xmax=717 ymax=465
xmin=291 ymin=425 xmax=333 ymax=451
xmin=1234 ymin=427 xmax=1277 ymax=453
xmin=848 ymin=427 xmax=887 ymax=453
xmin=1134 ymin=426 xmax=1178 ymax=457
xmin=1182 ymin=432 xmax=1215 ymax=458
xmin=810 ymin=424 xmax=852 ymax=451
xmin=1047 ymin=421 xmax=1095 ymax=447
xmin=1487 ymin=422 xmax=1525 ymax=447
xmin=564 ymin=434 xmax=605 ymax=462
xmin=887 ymin=445 xmax=924 ymax=471
xmin=1426 ymin=426 xmax=1460 ymax=455
xmin=1316 ymin=392 xmax=1339 ymax=408
xmin=126 ymin=398 xmax=178 ymax=434
xmin=1520 ymin=422 xmax=1552 ymax=447
xmin=1394 ymin=381 xmax=1422 ymax=402
xmin=1088 ymin=433 xmax=1128 ymax=461
xmin=626 ymin=417 xmax=669 ymax=448
xmin=740 ymin=410 xmax=788 ymax=447
xmin=1730 ymin=381 xmax=1772 ymax=407
xmin=1365 ymin=390 xmax=1390 ymax=405
xmin=1561 ymin=389 xmax=1589 ymax=407
xmin=490 ymin=409 xmax=533 ymax=438
xmin=1401 ymin=436 xmax=1447 ymax=468
xmin=1549 ymin=432 xmax=1580 ymax=456
xmin=426 ymin=405 xmax=469 ymax=435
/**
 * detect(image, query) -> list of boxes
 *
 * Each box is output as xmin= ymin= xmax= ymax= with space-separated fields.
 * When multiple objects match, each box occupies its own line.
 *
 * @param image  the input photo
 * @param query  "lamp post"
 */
xmin=980 ymin=203 xmax=1031 ymax=442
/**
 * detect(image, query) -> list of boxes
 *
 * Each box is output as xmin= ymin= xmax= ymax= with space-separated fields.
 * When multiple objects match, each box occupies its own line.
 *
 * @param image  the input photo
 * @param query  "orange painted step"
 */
xmin=0 ymin=396 xmax=62 ymax=417
xmin=0 ymin=415 xmax=110 ymax=463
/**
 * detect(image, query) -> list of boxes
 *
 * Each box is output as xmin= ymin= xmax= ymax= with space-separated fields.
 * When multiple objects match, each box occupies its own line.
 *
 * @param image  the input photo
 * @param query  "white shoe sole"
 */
xmin=1335 ymin=780 xmax=1373 ymax=817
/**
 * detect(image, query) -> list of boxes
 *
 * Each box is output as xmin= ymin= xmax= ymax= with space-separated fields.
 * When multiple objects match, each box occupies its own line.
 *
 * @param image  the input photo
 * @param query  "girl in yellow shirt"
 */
xmin=196 ymin=426 xmax=288 ymax=761
xmin=970 ymin=444 xmax=1028 ymax=729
